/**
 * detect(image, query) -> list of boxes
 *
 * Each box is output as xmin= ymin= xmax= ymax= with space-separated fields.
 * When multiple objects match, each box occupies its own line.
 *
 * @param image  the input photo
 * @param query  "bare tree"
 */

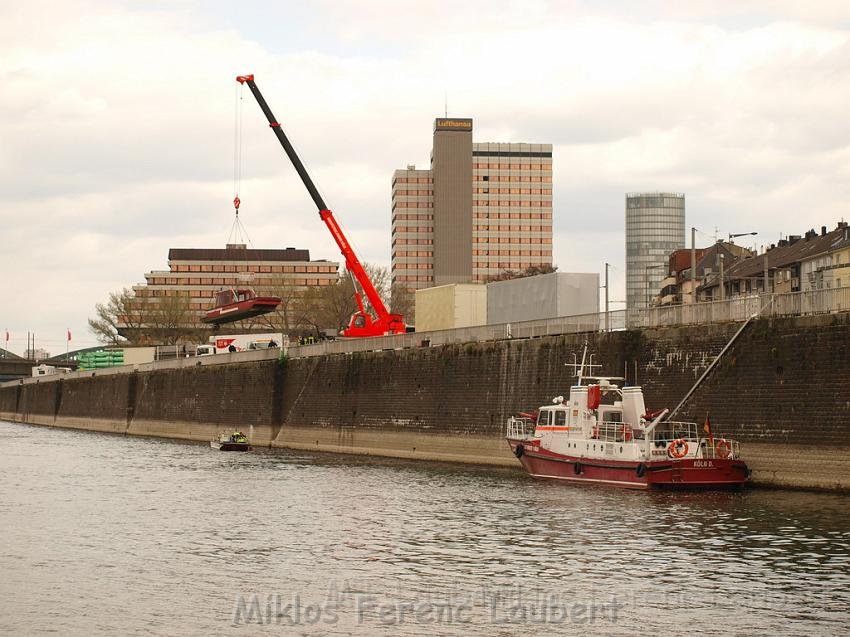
xmin=484 ymin=264 xmax=558 ymax=283
xmin=147 ymin=293 xmax=198 ymax=345
xmin=88 ymin=288 xmax=146 ymax=345
xmin=295 ymin=263 xmax=391 ymax=336
xmin=89 ymin=288 xmax=206 ymax=346
xmin=254 ymin=276 xmax=304 ymax=334
xmin=390 ymin=282 xmax=415 ymax=324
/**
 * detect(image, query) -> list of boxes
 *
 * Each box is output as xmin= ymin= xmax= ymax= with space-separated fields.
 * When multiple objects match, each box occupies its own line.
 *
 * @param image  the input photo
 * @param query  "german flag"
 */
xmin=703 ymin=414 xmax=714 ymax=445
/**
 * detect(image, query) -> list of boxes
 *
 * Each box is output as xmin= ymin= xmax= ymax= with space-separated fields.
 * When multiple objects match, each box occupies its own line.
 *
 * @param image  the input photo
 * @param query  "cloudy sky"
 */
xmin=2 ymin=0 xmax=849 ymax=355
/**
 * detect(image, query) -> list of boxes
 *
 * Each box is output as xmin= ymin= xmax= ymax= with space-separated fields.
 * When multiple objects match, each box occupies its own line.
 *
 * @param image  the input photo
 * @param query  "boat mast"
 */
xmin=576 ymin=342 xmax=588 ymax=386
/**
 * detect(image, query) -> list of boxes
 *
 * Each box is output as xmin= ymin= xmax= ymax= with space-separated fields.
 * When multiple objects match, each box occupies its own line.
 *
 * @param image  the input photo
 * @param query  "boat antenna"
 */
xmin=577 ymin=340 xmax=588 ymax=386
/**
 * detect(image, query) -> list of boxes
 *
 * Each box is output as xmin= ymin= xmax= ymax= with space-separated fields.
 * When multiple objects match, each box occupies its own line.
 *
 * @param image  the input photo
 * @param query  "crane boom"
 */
xmin=236 ymin=74 xmax=406 ymax=338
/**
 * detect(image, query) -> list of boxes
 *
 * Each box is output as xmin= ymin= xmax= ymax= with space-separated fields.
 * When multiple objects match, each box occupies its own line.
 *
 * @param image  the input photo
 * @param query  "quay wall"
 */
xmin=2 ymin=314 xmax=849 ymax=491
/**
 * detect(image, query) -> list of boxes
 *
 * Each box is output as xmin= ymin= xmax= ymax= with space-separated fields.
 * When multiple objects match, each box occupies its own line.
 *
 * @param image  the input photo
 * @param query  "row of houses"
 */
xmin=655 ymin=221 xmax=850 ymax=305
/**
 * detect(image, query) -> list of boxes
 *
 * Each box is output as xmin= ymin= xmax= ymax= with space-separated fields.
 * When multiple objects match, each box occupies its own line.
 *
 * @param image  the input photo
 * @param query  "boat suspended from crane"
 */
xmin=236 ymin=74 xmax=406 ymax=338
xmin=200 ymin=195 xmax=282 ymax=326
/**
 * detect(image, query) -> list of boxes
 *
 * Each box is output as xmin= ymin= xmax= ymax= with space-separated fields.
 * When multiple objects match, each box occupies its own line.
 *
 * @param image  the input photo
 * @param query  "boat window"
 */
xmin=602 ymin=411 xmax=622 ymax=423
xmin=537 ymin=411 xmax=550 ymax=427
xmin=554 ymin=411 xmax=567 ymax=427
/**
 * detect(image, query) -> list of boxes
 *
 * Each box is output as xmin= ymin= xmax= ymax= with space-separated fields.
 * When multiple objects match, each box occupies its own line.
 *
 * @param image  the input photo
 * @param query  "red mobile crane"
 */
xmin=236 ymin=74 xmax=406 ymax=338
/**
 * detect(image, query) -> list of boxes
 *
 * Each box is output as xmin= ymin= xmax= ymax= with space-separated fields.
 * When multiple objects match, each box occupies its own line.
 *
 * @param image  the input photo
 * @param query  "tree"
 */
xmin=88 ymin=288 xmax=145 ymax=345
xmin=296 ymin=263 xmax=392 ymax=336
xmin=390 ymin=282 xmax=415 ymax=324
xmin=484 ymin=263 xmax=558 ymax=283
xmin=89 ymin=288 xmax=206 ymax=346
xmin=253 ymin=276 xmax=305 ymax=334
xmin=146 ymin=293 xmax=198 ymax=345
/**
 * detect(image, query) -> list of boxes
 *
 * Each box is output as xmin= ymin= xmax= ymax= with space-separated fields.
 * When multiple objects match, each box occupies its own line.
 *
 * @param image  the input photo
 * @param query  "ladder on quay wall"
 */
xmin=667 ymin=299 xmax=772 ymax=420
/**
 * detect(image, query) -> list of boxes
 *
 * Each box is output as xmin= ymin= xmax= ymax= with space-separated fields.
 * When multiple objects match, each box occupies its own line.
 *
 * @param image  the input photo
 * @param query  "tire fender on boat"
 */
xmin=514 ymin=444 xmax=525 ymax=458
xmin=573 ymin=461 xmax=582 ymax=475
xmin=636 ymin=463 xmax=647 ymax=478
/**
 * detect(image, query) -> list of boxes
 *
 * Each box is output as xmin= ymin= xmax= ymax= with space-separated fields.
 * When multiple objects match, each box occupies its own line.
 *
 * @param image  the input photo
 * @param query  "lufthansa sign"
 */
xmin=435 ymin=118 xmax=472 ymax=132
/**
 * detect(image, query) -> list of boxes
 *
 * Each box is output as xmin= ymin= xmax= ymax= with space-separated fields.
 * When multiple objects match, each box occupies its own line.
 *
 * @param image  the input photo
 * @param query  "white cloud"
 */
xmin=1 ymin=1 xmax=849 ymax=353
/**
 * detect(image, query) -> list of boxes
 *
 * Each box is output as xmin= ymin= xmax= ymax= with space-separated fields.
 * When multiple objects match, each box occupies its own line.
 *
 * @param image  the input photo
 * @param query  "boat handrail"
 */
xmin=697 ymin=438 xmax=741 ymax=460
xmin=506 ymin=416 xmax=535 ymax=439
xmin=589 ymin=421 xmax=643 ymax=442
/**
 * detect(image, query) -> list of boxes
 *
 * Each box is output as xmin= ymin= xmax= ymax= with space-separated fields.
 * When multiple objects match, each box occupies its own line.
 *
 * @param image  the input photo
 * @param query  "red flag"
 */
xmin=703 ymin=414 xmax=714 ymax=445
xmin=67 ymin=329 xmax=72 ymax=342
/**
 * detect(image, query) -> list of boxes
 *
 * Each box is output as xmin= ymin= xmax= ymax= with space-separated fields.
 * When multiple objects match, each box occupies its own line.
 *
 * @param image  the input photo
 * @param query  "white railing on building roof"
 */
xmin=285 ymin=286 xmax=850 ymax=359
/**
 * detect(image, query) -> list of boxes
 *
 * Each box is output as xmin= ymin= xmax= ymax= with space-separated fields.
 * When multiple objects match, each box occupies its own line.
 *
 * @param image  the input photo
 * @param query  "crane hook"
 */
xmin=233 ymin=195 xmax=241 ymax=213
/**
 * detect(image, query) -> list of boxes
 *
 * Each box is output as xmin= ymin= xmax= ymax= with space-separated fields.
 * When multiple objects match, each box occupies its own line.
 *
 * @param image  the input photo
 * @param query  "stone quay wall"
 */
xmin=2 ymin=313 xmax=849 ymax=491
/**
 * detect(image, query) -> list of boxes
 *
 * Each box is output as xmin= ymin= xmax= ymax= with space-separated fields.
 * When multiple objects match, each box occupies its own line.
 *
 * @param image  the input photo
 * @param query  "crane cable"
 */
xmin=228 ymin=81 xmax=253 ymax=248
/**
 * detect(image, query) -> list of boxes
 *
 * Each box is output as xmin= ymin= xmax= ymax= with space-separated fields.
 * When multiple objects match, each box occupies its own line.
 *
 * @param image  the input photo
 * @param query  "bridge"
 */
xmin=0 ymin=352 xmax=78 ymax=382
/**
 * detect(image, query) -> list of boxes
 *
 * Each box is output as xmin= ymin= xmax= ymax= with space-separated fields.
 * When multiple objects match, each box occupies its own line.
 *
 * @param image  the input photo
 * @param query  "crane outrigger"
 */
xmin=236 ymin=74 xmax=406 ymax=338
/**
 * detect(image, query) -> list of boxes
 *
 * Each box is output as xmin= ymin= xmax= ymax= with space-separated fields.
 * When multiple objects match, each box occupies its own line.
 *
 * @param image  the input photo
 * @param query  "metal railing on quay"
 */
xmin=284 ymin=286 xmax=850 ymax=360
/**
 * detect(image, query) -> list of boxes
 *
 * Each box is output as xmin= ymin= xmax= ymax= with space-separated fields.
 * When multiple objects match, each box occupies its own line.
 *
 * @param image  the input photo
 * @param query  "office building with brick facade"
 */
xmin=392 ymin=118 xmax=553 ymax=292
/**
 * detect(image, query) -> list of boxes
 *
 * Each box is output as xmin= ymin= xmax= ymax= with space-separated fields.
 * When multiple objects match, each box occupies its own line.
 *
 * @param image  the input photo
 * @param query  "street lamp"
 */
xmin=644 ymin=263 xmax=664 ymax=308
xmin=728 ymin=231 xmax=757 ymax=243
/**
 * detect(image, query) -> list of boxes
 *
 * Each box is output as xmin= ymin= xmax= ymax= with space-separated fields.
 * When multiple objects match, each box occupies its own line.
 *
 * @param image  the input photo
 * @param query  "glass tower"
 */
xmin=625 ymin=193 xmax=686 ymax=309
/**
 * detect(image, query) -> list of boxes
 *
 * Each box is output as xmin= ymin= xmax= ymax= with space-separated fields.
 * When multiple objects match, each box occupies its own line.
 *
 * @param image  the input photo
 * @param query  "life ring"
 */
xmin=621 ymin=425 xmax=633 ymax=442
xmin=573 ymin=462 xmax=582 ymax=475
xmin=514 ymin=444 xmax=525 ymax=459
xmin=668 ymin=439 xmax=689 ymax=459
xmin=715 ymin=439 xmax=732 ymax=459
xmin=636 ymin=463 xmax=647 ymax=478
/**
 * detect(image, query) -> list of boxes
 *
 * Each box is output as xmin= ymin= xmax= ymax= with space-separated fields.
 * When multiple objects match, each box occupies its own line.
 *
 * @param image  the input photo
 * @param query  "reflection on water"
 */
xmin=1 ymin=420 xmax=849 ymax=635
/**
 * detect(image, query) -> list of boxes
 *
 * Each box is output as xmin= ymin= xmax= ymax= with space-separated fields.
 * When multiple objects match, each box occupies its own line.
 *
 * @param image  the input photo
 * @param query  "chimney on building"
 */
xmin=789 ymin=235 xmax=801 ymax=245
xmin=821 ymin=225 xmax=827 ymax=236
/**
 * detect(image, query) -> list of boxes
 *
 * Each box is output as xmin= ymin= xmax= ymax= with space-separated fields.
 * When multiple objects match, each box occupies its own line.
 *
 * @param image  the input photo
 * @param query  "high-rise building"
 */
xmin=392 ymin=118 xmax=553 ymax=291
xmin=625 ymin=193 xmax=686 ymax=309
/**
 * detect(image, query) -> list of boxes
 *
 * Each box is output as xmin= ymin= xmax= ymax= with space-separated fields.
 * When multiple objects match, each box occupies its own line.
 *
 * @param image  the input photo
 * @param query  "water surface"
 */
xmin=1 ymin=420 xmax=849 ymax=635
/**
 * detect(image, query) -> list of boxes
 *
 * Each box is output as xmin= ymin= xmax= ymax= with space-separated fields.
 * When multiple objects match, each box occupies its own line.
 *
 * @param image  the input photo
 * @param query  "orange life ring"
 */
xmin=715 ymin=439 xmax=732 ymax=459
xmin=668 ymin=439 xmax=689 ymax=459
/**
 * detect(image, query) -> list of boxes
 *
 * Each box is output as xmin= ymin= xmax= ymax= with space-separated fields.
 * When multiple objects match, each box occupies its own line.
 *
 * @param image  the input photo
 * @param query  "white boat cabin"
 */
xmin=508 ymin=378 xmax=740 ymax=462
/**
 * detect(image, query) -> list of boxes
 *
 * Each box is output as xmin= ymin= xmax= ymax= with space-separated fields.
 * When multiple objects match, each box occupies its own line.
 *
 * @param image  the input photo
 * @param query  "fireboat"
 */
xmin=506 ymin=346 xmax=750 ymax=489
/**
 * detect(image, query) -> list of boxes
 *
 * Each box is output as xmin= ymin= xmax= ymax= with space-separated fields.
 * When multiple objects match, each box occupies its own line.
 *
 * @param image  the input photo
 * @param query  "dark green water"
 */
xmin=1 ymin=420 xmax=849 ymax=635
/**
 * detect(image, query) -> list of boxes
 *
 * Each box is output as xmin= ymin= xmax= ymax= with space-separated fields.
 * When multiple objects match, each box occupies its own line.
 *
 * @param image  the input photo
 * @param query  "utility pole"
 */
xmin=764 ymin=253 xmax=769 ymax=294
xmin=691 ymin=227 xmax=697 ymax=304
xmin=604 ymin=262 xmax=610 ymax=332
xmin=719 ymin=254 xmax=725 ymax=302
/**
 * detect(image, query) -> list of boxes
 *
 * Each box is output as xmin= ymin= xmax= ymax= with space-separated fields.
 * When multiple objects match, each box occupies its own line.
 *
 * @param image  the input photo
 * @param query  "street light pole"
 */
xmin=691 ymin=227 xmax=697 ymax=304
xmin=728 ymin=231 xmax=757 ymax=243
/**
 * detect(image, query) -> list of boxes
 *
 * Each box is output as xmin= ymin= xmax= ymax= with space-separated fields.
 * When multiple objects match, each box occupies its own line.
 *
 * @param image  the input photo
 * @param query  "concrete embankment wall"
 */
xmin=0 ymin=352 xmax=284 ymax=446
xmin=2 ymin=314 xmax=849 ymax=490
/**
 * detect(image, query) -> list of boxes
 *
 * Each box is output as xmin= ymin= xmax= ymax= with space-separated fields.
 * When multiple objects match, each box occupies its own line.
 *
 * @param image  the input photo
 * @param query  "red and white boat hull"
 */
xmin=201 ymin=296 xmax=281 ymax=325
xmin=508 ymin=440 xmax=749 ymax=489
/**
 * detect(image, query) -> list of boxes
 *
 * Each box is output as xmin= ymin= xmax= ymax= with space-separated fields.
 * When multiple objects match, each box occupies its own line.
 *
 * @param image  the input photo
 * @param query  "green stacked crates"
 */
xmin=78 ymin=350 xmax=125 ymax=371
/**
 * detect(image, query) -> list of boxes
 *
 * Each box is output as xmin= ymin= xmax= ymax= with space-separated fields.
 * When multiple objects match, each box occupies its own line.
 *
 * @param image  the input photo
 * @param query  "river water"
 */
xmin=1 ymin=420 xmax=849 ymax=636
